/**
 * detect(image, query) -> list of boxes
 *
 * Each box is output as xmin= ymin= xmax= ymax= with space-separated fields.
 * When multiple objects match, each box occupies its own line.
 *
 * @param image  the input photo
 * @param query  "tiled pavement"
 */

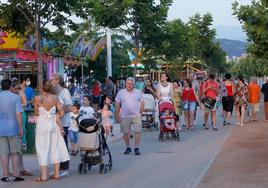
xmin=0 ymin=109 xmax=236 ymax=188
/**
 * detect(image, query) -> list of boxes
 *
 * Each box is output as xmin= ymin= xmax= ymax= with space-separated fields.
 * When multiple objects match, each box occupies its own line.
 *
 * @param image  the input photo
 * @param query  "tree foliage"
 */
xmin=0 ymin=0 xmax=81 ymax=34
xmin=233 ymin=0 xmax=268 ymax=66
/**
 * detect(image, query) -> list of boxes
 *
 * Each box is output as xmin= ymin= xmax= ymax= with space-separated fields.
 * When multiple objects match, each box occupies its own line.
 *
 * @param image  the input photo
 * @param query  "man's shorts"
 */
xmin=0 ymin=136 xmax=21 ymax=155
xmin=120 ymin=116 xmax=142 ymax=134
xmin=251 ymin=103 xmax=260 ymax=112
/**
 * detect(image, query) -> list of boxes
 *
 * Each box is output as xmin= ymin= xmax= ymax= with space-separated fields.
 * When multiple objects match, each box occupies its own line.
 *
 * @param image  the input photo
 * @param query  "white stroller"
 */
xmin=77 ymin=117 xmax=112 ymax=174
xmin=142 ymin=94 xmax=157 ymax=130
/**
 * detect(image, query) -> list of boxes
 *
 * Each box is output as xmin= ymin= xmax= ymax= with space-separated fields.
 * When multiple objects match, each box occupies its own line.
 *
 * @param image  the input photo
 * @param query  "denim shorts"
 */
xmin=183 ymin=101 xmax=197 ymax=112
xmin=69 ymin=130 xmax=78 ymax=144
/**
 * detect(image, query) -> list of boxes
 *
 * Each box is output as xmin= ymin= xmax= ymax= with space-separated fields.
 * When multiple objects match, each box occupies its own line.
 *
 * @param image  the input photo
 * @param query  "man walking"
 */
xmin=115 ymin=77 xmax=144 ymax=155
xmin=0 ymin=79 xmax=24 ymax=182
xmin=248 ymin=78 xmax=261 ymax=121
xmin=51 ymin=74 xmax=72 ymax=177
xmin=261 ymin=77 xmax=268 ymax=120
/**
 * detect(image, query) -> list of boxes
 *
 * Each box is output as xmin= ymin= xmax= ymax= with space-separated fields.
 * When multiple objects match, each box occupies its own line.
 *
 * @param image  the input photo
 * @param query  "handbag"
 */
xmin=202 ymin=96 xmax=216 ymax=109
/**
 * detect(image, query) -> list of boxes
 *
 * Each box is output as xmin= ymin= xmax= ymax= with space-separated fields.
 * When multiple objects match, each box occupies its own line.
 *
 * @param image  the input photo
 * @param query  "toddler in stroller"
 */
xmin=158 ymin=100 xmax=180 ymax=142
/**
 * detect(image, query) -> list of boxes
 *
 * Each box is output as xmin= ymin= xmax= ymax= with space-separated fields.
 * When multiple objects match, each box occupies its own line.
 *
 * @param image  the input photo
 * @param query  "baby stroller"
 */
xmin=142 ymin=94 xmax=157 ymax=130
xmin=158 ymin=100 xmax=180 ymax=142
xmin=77 ymin=117 xmax=112 ymax=174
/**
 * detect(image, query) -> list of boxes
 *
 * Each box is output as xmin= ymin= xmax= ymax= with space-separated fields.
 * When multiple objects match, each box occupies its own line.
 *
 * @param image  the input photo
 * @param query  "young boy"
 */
xmin=69 ymin=103 xmax=80 ymax=156
xmin=79 ymin=95 xmax=95 ymax=121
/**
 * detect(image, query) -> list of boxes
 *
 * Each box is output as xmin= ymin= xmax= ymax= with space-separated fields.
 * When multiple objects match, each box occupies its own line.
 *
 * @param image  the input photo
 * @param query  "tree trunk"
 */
xmin=35 ymin=14 xmax=42 ymax=91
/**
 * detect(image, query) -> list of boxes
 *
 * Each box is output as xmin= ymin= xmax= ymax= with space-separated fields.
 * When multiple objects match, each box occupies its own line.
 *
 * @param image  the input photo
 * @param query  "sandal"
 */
xmin=20 ymin=170 xmax=33 ymax=176
xmin=50 ymin=176 xmax=60 ymax=180
xmin=34 ymin=177 xmax=48 ymax=182
xmin=1 ymin=177 xmax=10 ymax=182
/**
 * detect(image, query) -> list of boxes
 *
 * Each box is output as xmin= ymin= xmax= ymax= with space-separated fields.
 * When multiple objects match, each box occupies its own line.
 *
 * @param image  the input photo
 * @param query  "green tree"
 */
xmin=83 ymin=0 xmax=173 ymax=76
xmin=0 ymin=0 xmax=82 ymax=89
xmin=233 ymin=0 xmax=268 ymax=68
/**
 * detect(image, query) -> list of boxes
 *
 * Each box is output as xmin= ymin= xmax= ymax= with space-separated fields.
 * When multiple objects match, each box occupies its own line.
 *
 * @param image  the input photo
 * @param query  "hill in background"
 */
xmin=216 ymin=38 xmax=247 ymax=58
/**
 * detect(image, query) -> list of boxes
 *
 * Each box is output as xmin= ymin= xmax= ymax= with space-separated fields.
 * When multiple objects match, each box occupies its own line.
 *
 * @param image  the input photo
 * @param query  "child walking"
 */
xmin=104 ymin=96 xmax=115 ymax=136
xmin=69 ymin=103 xmax=80 ymax=156
xmin=98 ymin=104 xmax=113 ymax=139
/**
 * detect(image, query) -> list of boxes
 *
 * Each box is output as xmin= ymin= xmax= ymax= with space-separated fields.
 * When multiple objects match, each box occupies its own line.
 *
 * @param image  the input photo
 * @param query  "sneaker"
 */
xmin=241 ymin=123 xmax=244 ymax=126
xmin=212 ymin=127 xmax=218 ymax=131
xmin=134 ymin=148 xmax=141 ymax=155
xmin=12 ymin=176 xmax=24 ymax=182
xmin=124 ymin=147 xmax=132 ymax=154
xmin=59 ymin=171 xmax=69 ymax=177
xmin=1 ymin=177 xmax=10 ymax=182
xmin=111 ymin=133 xmax=114 ymax=137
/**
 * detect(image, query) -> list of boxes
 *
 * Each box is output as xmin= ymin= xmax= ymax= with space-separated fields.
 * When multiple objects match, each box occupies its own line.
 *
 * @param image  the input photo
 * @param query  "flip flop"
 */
xmin=34 ymin=177 xmax=48 ymax=182
xmin=50 ymin=176 xmax=60 ymax=180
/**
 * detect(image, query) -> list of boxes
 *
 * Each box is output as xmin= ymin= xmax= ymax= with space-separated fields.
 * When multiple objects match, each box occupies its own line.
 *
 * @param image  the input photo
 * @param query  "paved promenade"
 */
xmin=0 ymin=109 xmax=233 ymax=188
xmin=198 ymin=119 xmax=268 ymax=188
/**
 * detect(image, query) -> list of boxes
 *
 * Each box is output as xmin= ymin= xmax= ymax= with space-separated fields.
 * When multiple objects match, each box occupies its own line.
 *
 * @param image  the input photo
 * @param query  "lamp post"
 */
xmin=107 ymin=28 xmax=112 ymax=77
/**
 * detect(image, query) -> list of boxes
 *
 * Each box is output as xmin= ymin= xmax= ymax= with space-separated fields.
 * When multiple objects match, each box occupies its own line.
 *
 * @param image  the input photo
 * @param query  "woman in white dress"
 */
xmin=157 ymin=73 xmax=173 ymax=101
xmin=34 ymin=80 xmax=70 ymax=181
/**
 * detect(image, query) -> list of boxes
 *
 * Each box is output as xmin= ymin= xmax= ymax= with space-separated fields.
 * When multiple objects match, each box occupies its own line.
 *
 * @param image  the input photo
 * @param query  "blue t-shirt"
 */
xmin=25 ymin=86 xmax=34 ymax=101
xmin=24 ymin=86 xmax=35 ymax=111
xmin=0 ymin=91 xmax=23 ymax=136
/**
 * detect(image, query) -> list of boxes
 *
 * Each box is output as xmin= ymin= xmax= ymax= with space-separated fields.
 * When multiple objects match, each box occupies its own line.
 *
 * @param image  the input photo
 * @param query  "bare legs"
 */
xmin=123 ymin=132 xmax=141 ymax=148
xmin=235 ymin=105 xmax=246 ymax=126
xmin=204 ymin=111 xmax=216 ymax=128
xmin=0 ymin=154 xmax=9 ymax=177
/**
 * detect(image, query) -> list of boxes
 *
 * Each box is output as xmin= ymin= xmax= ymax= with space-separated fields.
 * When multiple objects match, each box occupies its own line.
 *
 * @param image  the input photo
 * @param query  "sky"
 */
xmin=166 ymin=0 xmax=252 ymax=40
xmin=167 ymin=0 xmax=252 ymax=26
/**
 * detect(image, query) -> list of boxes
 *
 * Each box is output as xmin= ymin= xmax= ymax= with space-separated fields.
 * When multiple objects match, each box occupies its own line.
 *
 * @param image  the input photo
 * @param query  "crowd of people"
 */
xmin=0 ymin=72 xmax=268 ymax=183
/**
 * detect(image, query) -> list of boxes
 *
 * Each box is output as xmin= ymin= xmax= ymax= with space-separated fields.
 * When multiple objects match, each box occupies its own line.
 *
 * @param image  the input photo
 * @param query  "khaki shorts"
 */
xmin=120 ymin=116 xmax=142 ymax=134
xmin=0 ymin=136 xmax=21 ymax=155
xmin=251 ymin=103 xmax=260 ymax=112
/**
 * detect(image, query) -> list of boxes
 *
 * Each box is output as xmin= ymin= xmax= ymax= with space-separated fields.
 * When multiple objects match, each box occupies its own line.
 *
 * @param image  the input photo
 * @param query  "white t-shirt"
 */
xmin=79 ymin=106 xmax=95 ymax=121
xmin=58 ymin=88 xmax=73 ymax=127
xmin=70 ymin=112 xmax=79 ymax=132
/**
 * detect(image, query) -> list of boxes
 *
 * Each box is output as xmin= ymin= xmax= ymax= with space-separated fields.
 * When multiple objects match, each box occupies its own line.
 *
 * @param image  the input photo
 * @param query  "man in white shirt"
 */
xmin=51 ymin=74 xmax=72 ymax=177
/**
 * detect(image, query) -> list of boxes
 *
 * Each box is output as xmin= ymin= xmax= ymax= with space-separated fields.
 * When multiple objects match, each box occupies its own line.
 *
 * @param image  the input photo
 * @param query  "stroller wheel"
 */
xmin=177 ymin=131 xmax=180 ymax=142
xmin=78 ymin=163 xmax=83 ymax=174
xmin=99 ymin=163 xmax=104 ymax=174
xmin=82 ymin=163 xmax=87 ymax=174
xmin=108 ymin=161 xmax=112 ymax=170
xmin=103 ymin=164 xmax=109 ymax=174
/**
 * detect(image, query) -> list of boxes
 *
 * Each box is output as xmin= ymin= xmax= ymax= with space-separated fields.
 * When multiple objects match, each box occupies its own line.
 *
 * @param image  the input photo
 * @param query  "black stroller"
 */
xmin=77 ymin=118 xmax=112 ymax=174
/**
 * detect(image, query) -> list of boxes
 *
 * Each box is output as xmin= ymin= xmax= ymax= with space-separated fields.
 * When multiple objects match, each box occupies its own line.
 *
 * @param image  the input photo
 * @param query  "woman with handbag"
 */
xmin=202 ymin=74 xmax=219 ymax=131
xmin=181 ymin=79 xmax=201 ymax=130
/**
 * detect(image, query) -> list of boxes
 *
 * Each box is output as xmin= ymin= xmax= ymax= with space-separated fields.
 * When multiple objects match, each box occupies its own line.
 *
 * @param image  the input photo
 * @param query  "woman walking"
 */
xmin=34 ymin=80 xmax=69 ymax=181
xmin=181 ymin=79 xmax=201 ymax=130
xmin=234 ymin=75 xmax=248 ymax=126
xmin=172 ymin=80 xmax=182 ymax=130
xmin=221 ymin=73 xmax=235 ymax=126
xmin=157 ymin=73 xmax=173 ymax=101
xmin=143 ymin=79 xmax=157 ymax=98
